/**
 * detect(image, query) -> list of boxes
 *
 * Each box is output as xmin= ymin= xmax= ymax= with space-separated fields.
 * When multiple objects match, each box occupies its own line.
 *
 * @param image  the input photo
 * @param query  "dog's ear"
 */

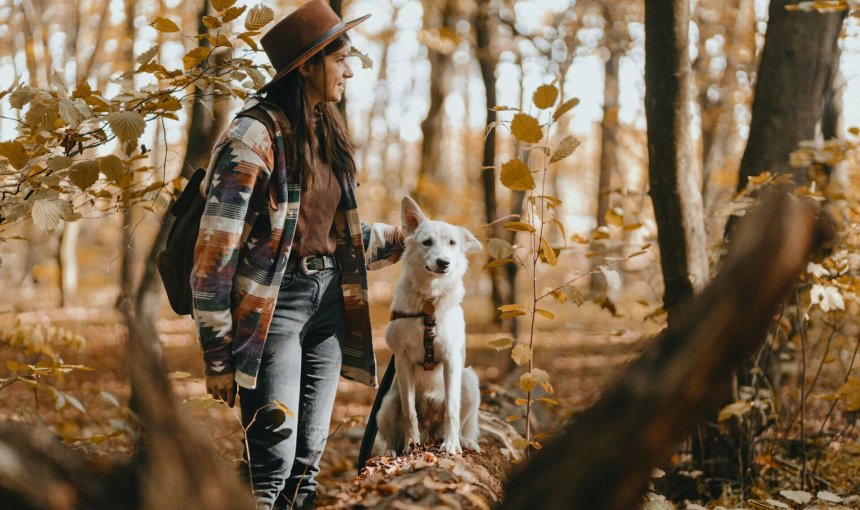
xmin=461 ymin=228 xmax=483 ymax=253
xmin=401 ymin=196 xmax=427 ymax=234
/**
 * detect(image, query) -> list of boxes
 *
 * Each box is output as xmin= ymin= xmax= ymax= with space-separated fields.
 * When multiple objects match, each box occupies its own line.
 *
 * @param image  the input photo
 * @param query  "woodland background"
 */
xmin=0 ymin=0 xmax=859 ymax=509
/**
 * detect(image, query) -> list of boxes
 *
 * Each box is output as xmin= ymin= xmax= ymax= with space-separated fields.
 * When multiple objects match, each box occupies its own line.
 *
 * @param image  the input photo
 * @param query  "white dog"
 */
xmin=376 ymin=197 xmax=483 ymax=456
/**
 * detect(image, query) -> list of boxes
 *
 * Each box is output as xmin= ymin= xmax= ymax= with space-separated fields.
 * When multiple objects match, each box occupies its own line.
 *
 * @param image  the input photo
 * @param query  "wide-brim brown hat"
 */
xmin=258 ymin=0 xmax=370 ymax=93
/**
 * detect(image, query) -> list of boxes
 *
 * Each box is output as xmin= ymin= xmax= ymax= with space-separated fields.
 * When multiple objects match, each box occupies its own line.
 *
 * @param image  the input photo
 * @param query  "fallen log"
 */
xmin=326 ymin=411 xmax=522 ymax=509
xmin=499 ymin=192 xmax=828 ymax=510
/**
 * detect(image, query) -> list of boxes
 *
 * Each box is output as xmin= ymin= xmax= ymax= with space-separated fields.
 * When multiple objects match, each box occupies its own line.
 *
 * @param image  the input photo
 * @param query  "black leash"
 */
xmin=356 ymin=355 xmax=396 ymax=473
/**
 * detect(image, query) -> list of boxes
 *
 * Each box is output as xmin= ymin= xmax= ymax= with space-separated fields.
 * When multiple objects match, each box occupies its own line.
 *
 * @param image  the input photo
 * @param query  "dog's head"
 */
xmin=401 ymin=196 xmax=482 ymax=276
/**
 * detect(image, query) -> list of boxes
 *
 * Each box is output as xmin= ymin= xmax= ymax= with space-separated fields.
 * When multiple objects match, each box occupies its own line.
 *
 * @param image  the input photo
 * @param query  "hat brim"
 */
xmin=258 ymin=13 xmax=371 ymax=94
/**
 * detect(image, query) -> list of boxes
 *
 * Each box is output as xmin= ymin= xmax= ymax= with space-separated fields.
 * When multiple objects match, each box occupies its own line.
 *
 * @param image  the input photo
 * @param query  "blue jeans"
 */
xmin=238 ymin=265 xmax=344 ymax=510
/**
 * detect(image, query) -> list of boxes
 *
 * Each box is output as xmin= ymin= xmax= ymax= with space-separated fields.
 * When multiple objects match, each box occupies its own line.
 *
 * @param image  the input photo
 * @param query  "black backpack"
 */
xmin=157 ymin=105 xmax=278 ymax=315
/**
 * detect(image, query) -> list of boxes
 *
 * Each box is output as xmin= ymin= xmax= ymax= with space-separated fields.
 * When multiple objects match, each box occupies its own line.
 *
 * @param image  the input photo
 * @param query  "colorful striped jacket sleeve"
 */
xmin=191 ymin=125 xmax=272 ymax=376
xmin=362 ymin=222 xmax=404 ymax=270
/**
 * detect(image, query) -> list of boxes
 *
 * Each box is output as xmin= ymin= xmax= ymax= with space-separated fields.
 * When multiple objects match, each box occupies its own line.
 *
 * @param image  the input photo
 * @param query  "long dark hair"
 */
xmin=264 ymin=34 xmax=357 ymax=190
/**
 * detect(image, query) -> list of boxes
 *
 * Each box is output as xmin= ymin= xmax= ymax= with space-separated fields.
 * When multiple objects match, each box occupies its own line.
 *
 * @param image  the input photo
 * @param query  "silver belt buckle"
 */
xmin=300 ymin=255 xmax=319 ymax=276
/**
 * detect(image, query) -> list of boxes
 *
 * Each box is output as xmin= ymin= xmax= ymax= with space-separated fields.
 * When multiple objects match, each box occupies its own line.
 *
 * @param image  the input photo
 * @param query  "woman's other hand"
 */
xmin=206 ymin=373 xmax=237 ymax=407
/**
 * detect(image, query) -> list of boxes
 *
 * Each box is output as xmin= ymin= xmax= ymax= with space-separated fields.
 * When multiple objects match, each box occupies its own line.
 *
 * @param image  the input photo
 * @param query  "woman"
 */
xmin=190 ymin=2 xmax=402 ymax=508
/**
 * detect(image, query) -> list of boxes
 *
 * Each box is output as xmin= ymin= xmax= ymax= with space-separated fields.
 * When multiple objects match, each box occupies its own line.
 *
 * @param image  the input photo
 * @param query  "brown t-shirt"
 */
xmin=291 ymin=160 xmax=342 ymax=258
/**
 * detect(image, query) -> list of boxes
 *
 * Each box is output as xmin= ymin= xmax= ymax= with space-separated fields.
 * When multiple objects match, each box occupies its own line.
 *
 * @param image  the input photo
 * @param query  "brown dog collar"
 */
xmin=390 ymin=300 xmax=436 ymax=370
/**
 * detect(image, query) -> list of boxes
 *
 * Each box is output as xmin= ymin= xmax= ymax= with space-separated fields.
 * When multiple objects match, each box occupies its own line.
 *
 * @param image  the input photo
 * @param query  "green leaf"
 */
xmin=69 ymin=160 xmax=100 ymax=191
xmin=500 ymin=159 xmax=535 ymax=191
xmin=549 ymin=135 xmax=581 ymax=164
xmin=150 ymin=16 xmax=180 ymax=33
xmin=553 ymin=97 xmax=580 ymax=121
xmin=510 ymin=113 xmax=543 ymax=144
xmin=511 ymin=344 xmax=531 ymax=366
xmin=245 ymin=4 xmax=275 ymax=31
xmin=107 ymin=111 xmax=145 ymax=146
xmin=533 ymin=84 xmax=558 ymax=109
xmin=32 ymin=199 xmax=62 ymax=231
xmin=488 ymin=338 xmax=514 ymax=351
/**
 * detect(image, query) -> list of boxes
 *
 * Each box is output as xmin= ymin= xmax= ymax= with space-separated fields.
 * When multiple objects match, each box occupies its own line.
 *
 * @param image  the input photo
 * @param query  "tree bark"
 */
xmin=644 ymin=0 xmax=709 ymax=318
xmin=591 ymin=2 xmax=622 ymax=294
xmin=475 ymin=0 xmax=509 ymax=324
xmin=135 ymin=2 xmax=230 ymax=321
xmin=735 ymin=1 xmax=845 ymax=191
xmin=414 ymin=0 xmax=454 ymax=214
xmin=329 ymin=412 xmax=522 ymax=509
xmin=500 ymin=192 xmax=828 ymax=510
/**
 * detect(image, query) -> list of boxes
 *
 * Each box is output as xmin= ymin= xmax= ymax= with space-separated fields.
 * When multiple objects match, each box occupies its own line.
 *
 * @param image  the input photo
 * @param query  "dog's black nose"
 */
xmin=436 ymin=258 xmax=449 ymax=270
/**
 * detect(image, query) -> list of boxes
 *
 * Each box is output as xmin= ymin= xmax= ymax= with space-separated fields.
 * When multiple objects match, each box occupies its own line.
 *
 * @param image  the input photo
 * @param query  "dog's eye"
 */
xmin=422 ymin=239 xmax=433 ymax=247
xmin=449 ymin=240 xmax=456 ymax=246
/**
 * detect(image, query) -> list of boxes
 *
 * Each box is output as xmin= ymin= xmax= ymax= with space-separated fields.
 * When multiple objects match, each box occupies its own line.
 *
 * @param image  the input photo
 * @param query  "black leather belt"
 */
xmin=288 ymin=254 xmax=337 ymax=275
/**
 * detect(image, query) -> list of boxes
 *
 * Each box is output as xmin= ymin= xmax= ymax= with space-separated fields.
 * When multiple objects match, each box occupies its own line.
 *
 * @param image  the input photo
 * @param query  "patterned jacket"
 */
xmin=191 ymin=98 xmax=402 ymax=389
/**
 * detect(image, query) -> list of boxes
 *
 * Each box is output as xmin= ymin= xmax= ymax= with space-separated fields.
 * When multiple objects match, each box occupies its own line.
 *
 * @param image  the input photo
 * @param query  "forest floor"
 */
xmin=2 ymin=298 xmax=860 ymax=509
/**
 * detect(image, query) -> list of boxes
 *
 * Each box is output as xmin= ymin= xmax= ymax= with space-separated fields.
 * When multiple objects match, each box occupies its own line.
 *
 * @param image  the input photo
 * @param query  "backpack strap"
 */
xmin=237 ymin=103 xmax=282 ymax=210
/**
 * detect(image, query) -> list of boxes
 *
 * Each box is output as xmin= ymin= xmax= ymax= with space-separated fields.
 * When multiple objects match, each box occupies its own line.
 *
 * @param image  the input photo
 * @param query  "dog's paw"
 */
xmin=440 ymin=438 xmax=463 ymax=455
xmin=461 ymin=438 xmax=481 ymax=452
xmin=381 ymin=449 xmax=398 ymax=458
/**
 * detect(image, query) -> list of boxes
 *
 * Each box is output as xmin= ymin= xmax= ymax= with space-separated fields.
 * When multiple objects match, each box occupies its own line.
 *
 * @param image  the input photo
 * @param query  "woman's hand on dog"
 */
xmin=206 ymin=373 xmax=237 ymax=407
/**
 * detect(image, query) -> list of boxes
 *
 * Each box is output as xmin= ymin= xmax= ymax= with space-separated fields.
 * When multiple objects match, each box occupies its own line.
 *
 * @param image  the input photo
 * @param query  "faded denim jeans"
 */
xmin=238 ymin=264 xmax=344 ymax=510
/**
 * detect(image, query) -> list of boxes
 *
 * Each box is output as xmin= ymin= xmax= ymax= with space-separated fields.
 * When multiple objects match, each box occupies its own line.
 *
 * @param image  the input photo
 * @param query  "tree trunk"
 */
xmin=117 ymin=0 xmax=138 ymax=311
xmin=735 ymin=1 xmax=845 ymax=191
xmin=644 ymin=0 xmax=709 ymax=318
xmin=135 ymin=1 xmax=229 ymax=321
xmin=591 ymin=3 xmax=622 ymax=294
xmin=475 ymin=0 xmax=509 ymax=325
xmin=58 ymin=221 xmax=79 ymax=307
xmin=414 ymin=0 xmax=454 ymax=214
xmin=500 ymin=192 xmax=828 ymax=510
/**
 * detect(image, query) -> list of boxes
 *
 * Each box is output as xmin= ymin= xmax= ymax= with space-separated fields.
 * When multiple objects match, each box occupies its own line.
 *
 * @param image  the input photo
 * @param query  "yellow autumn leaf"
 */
xmin=498 ymin=304 xmax=529 ymax=312
xmin=106 ymin=111 xmax=145 ymax=146
xmin=500 ymin=159 xmax=535 ymax=191
xmin=222 ymin=5 xmax=247 ymax=23
xmin=500 ymin=310 xmax=528 ymax=319
xmin=273 ymin=399 xmax=295 ymax=418
xmin=535 ymin=308 xmax=555 ymax=320
xmin=553 ymin=97 xmax=580 ymax=121
xmin=488 ymin=338 xmax=515 ymax=351
xmin=532 ymin=84 xmax=558 ymax=109
xmin=211 ymin=0 xmax=237 ymax=11
xmin=540 ymin=237 xmax=558 ymax=266
xmin=511 ymin=344 xmax=531 ymax=366
xmin=504 ymin=221 xmax=536 ymax=233
xmin=519 ymin=372 xmax=536 ymax=393
xmin=510 ymin=113 xmax=543 ymax=144
xmin=183 ymin=47 xmax=211 ymax=70
xmin=549 ymin=135 xmax=581 ymax=164
xmin=150 ymin=16 xmax=180 ymax=33
xmin=245 ymin=4 xmax=275 ymax=31
xmin=483 ymin=258 xmax=514 ymax=270
xmin=605 ymin=207 xmax=624 ymax=227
